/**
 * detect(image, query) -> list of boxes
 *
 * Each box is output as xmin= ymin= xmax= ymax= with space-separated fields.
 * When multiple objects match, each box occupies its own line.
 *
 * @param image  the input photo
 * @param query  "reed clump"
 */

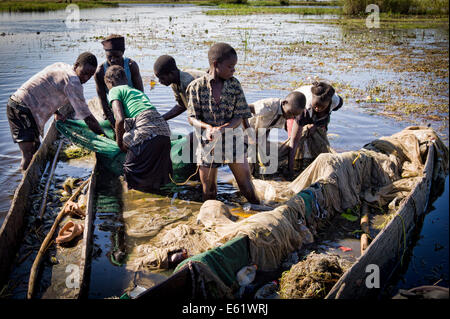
xmin=342 ymin=0 xmax=449 ymax=15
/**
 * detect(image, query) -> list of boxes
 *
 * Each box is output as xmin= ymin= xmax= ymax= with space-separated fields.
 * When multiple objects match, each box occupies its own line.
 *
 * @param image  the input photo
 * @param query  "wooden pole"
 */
xmin=38 ymin=140 xmax=63 ymax=220
xmin=27 ymin=176 xmax=91 ymax=299
xmin=360 ymin=202 xmax=371 ymax=255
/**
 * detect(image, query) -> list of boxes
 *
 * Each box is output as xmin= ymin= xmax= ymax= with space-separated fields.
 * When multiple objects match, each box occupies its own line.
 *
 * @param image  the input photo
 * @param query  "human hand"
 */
xmin=206 ymin=126 xmax=221 ymax=141
xmin=54 ymin=112 xmax=67 ymax=122
xmin=118 ymin=141 xmax=128 ymax=153
xmin=303 ymin=124 xmax=316 ymax=137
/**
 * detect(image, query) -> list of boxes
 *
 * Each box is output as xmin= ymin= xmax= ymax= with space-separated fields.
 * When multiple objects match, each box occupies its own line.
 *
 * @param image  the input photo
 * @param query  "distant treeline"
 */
xmin=342 ymin=0 xmax=449 ymax=15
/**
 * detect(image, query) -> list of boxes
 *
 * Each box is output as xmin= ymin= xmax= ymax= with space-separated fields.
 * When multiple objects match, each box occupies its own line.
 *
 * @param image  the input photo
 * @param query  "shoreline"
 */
xmin=0 ymin=0 xmax=448 ymax=18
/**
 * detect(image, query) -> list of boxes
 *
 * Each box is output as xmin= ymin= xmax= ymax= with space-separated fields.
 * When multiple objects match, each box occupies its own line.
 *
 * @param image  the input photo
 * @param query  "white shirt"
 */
xmin=12 ymin=62 xmax=92 ymax=136
xmin=248 ymin=98 xmax=286 ymax=131
xmin=295 ymin=85 xmax=341 ymax=118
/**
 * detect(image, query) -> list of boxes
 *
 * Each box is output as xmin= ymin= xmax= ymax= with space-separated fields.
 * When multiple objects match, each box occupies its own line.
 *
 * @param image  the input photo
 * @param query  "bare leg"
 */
xmin=199 ymin=166 xmax=218 ymax=201
xmin=18 ymin=141 xmax=37 ymax=171
xmin=228 ymin=160 xmax=260 ymax=204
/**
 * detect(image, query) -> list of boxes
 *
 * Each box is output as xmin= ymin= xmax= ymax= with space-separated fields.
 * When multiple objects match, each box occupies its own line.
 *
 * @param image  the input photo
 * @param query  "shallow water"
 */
xmin=0 ymin=4 xmax=448 ymax=298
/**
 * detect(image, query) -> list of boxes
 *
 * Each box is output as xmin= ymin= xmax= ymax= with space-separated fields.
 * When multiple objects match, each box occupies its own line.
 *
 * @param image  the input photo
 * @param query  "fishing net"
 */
xmin=56 ymin=119 xmax=119 ymax=157
xmin=288 ymin=126 xmax=449 ymax=214
xmin=126 ymin=127 xmax=448 ymax=298
xmin=56 ymin=119 xmax=196 ymax=178
xmin=279 ymin=253 xmax=350 ymax=299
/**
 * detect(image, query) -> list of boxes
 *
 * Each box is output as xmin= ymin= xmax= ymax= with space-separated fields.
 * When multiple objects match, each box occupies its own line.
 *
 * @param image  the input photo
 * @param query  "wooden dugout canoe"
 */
xmin=0 ymin=118 xmax=97 ymax=299
xmin=325 ymin=142 xmax=437 ymax=299
xmin=136 ymin=138 xmax=443 ymax=299
xmin=0 ymin=121 xmax=59 ymax=287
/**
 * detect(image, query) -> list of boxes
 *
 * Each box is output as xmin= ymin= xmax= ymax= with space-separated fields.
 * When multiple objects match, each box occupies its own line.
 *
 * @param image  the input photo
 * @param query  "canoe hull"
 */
xmin=0 ymin=122 xmax=58 ymax=287
xmin=325 ymin=143 xmax=436 ymax=299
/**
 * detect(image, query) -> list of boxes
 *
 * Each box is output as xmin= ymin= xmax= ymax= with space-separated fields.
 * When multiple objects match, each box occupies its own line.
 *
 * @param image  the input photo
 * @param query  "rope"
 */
xmin=169 ymin=165 xmax=199 ymax=186
xmin=352 ymin=152 xmax=361 ymax=166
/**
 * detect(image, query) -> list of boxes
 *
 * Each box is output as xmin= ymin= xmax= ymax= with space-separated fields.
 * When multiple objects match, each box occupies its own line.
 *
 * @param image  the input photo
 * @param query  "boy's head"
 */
xmin=153 ymin=55 xmax=179 ymax=86
xmin=74 ymin=52 xmax=98 ymax=84
xmin=310 ymin=81 xmax=335 ymax=113
xmin=104 ymin=65 xmax=128 ymax=90
xmin=281 ymin=91 xmax=306 ymax=119
xmin=208 ymin=42 xmax=237 ymax=80
xmin=101 ymin=34 xmax=125 ymax=66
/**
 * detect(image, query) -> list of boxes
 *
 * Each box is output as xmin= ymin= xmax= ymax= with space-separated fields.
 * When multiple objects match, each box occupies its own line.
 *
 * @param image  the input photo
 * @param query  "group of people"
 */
xmin=6 ymin=34 xmax=343 ymax=204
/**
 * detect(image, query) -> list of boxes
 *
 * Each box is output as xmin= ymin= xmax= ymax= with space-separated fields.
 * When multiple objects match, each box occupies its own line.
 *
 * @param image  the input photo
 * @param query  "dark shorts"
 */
xmin=6 ymin=97 xmax=40 ymax=144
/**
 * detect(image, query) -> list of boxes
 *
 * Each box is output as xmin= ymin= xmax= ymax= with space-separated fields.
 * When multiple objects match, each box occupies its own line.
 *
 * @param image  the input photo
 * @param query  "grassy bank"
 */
xmin=205 ymin=4 xmax=342 ymax=15
xmin=205 ymin=0 xmax=448 ymax=16
xmin=302 ymin=14 xmax=449 ymax=29
xmin=342 ymin=0 xmax=449 ymax=15
xmin=0 ymin=1 xmax=119 ymax=12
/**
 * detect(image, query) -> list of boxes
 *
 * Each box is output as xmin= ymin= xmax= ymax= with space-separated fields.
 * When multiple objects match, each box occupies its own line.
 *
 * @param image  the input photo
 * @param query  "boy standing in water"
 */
xmin=153 ymin=55 xmax=206 ymax=121
xmin=246 ymin=92 xmax=306 ymax=174
xmin=94 ymin=34 xmax=144 ymax=127
xmin=6 ymin=52 xmax=105 ymax=171
xmin=187 ymin=43 xmax=259 ymax=204
xmin=288 ymin=81 xmax=344 ymax=175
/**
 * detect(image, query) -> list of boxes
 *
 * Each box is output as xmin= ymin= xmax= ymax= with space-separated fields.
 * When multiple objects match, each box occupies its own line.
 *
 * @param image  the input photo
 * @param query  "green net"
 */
xmin=56 ymin=120 xmax=197 ymax=179
xmin=297 ymin=191 xmax=313 ymax=219
xmin=56 ymin=119 xmax=120 ymax=158
xmin=174 ymin=236 xmax=250 ymax=287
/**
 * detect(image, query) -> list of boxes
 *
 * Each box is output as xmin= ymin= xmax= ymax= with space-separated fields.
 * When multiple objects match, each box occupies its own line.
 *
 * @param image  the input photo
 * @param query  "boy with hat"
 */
xmin=94 ymin=34 xmax=144 ymax=127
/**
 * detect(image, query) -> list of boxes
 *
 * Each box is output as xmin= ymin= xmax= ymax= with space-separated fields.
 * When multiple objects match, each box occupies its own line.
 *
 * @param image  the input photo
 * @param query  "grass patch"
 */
xmin=205 ymin=5 xmax=342 ymax=15
xmin=303 ymin=14 xmax=449 ymax=29
xmin=342 ymin=0 xmax=449 ymax=15
xmin=0 ymin=1 xmax=119 ymax=12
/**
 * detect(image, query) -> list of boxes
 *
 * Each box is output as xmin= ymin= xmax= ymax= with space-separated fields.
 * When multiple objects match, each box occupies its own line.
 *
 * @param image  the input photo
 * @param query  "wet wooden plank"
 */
xmin=79 ymin=159 xmax=98 ymax=299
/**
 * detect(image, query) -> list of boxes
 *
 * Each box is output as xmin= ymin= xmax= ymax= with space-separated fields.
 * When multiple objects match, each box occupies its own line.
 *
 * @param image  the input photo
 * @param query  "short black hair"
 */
xmin=311 ymin=81 xmax=335 ymax=103
xmin=208 ymin=42 xmax=237 ymax=65
xmin=75 ymin=52 xmax=97 ymax=68
xmin=104 ymin=34 xmax=123 ymax=42
xmin=153 ymin=55 xmax=178 ymax=75
xmin=286 ymin=91 xmax=306 ymax=112
xmin=104 ymin=65 xmax=127 ymax=86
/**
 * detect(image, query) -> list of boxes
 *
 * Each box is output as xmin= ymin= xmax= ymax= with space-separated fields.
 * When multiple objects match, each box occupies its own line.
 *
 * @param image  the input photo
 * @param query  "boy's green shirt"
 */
xmin=108 ymin=85 xmax=154 ymax=118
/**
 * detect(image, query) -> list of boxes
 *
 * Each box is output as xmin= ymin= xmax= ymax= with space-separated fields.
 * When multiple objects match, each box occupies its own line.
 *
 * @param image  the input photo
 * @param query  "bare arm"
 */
xmin=94 ymin=68 xmax=116 ymax=128
xmin=111 ymin=100 xmax=127 ymax=152
xmin=248 ymin=103 xmax=255 ymax=114
xmin=84 ymin=114 xmax=105 ymax=136
xmin=242 ymin=118 xmax=251 ymax=130
xmin=163 ymin=104 xmax=186 ymax=121
xmin=288 ymin=120 xmax=303 ymax=173
xmin=129 ymin=60 xmax=144 ymax=92
xmin=189 ymin=117 xmax=212 ymax=130
xmin=218 ymin=117 xmax=243 ymax=132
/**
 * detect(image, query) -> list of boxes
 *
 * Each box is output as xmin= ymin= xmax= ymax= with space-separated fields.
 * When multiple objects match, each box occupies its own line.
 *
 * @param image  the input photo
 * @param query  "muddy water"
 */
xmin=0 ymin=4 xmax=448 ymax=298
